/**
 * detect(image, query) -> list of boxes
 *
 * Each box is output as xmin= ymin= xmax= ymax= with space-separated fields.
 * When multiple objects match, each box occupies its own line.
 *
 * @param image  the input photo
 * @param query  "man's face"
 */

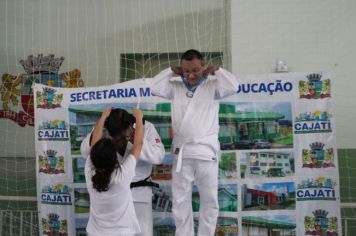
xmin=113 ymin=126 xmax=135 ymax=151
xmin=181 ymin=58 xmax=204 ymax=85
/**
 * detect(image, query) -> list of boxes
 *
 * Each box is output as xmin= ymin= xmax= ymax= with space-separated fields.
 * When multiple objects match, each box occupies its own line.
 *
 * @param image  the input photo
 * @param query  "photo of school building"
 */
xmin=153 ymin=216 xmax=238 ymax=236
xmin=241 ymin=151 xmax=294 ymax=178
xmin=72 ymin=156 xmax=85 ymax=183
xmin=242 ymin=215 xmax=296 ymax=236
xmin=214 ymin=217 xmax=238 ymax=236
xmin=75 ymin=218 xmax=89 ymax=236
xmin=74 ymin=188 xmax=90 ymax=214
xmin=151 ymin=154 xmax=173 ymax=181
xmin=152 ymin=185 xmax=173 ymax=213
xmin=242 ymin=182 xmax=295 ymax=211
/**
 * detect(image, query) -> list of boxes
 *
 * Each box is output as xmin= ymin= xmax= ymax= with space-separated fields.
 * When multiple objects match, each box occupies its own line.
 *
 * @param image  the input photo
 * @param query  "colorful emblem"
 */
xmin=304 ymin=209 xmax=338 ymax=236
xmin=0 ymin=54 xmax=84 ymax=126
xmin=299 ymin=73 xmax=331 ymax=99
xmin=302 ymin=142 xmax=335 ymax=168
xmin=38 ymin=150 xmax=65 ymax=174
xmin=36 ymin=87 xmax=63 ymax=109
xmin=42 ymin=213 xmax=68 ymax=236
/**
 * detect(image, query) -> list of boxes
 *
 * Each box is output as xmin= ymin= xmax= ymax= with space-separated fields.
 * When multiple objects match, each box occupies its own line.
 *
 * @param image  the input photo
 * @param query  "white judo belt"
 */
xmin=173 ymin=134 xmax=218 ymax=173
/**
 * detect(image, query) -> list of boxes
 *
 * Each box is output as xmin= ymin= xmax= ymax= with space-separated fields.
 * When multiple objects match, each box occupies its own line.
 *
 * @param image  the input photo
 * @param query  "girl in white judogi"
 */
xmin=81 ymin=108 xmax=165 ymax=236
xmin=85 ymin=108 xmax=144 ymax=236
xmin=151 ymin=49 xmax=239 ymax=236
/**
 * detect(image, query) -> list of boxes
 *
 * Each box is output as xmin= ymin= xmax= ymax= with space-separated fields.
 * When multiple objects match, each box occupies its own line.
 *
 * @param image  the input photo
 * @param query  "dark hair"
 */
xmin=90 ymin=138 xmax=120 ymax=192
xmin=104 ymin=108 xmax=135 ymax=138
xmin=181 ymin=49 xmax=204 ymax=61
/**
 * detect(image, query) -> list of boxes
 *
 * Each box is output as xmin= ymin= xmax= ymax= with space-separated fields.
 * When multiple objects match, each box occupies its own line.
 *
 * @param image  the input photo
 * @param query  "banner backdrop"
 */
xmin=34 ymin=72 xmax=341 ymax=236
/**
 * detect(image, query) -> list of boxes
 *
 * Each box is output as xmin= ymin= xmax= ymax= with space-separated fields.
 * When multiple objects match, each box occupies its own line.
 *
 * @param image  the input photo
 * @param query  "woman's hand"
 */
xmin=132 ymin=108 xmax=143 ymax=122
xmin=101 ymin=107 xmax=113 ymax=121
xmin=91 ymin=107 xmax=113 ymax=147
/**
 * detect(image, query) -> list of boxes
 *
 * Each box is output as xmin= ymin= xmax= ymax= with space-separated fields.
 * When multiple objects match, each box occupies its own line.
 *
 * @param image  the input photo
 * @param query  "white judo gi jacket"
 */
xmin=151 ymin=67 xmax=239 ymax=170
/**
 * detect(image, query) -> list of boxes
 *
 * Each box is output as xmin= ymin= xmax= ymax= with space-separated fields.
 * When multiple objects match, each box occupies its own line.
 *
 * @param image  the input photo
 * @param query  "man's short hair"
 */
xmin=181 ymin=49 xmax=204 ymax=61
xmin=104 ymin=108 xmax=135 ymax=138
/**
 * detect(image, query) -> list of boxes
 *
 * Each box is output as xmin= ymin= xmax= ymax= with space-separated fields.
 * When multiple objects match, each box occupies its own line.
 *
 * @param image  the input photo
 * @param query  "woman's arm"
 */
xmin=130 ymin=108 xmax=144 ymax=159
xmin=91 ymin=107 xmax=113 ymax=147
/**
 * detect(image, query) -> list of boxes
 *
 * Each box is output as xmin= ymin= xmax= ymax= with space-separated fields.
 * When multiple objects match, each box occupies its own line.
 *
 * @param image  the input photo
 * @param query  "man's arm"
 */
xmin=150 ymin=67 xmax=176 ymax=99
xmin=139 ymin=122 xmax=165 ymax=164
xmin=213 ymin=67 xmax=239 ymax=99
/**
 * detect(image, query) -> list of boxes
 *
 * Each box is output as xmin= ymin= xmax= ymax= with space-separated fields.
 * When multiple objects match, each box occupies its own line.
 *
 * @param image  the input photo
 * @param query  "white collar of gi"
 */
xmin=169 ymin=74 xmax=217 ymax=82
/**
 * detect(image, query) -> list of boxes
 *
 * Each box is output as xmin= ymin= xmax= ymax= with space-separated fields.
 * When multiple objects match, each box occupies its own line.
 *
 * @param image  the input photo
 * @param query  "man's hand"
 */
xmin=171 ymin=66 xmax=183 ymax=76
xmin=203 ymin=65 xmax=219 ymax=77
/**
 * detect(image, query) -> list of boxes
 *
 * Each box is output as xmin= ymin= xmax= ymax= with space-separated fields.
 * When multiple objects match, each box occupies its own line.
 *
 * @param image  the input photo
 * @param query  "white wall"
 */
xmin=230 ymin=0 xmax=356 ymax=148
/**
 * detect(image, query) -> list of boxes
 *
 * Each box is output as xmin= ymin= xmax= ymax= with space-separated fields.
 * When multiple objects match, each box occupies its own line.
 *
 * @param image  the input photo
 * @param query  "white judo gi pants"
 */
xmin=134 ymin=202 xmax=153 ymax=236
xmin=172 ymin=158 xmax=219 ymax=236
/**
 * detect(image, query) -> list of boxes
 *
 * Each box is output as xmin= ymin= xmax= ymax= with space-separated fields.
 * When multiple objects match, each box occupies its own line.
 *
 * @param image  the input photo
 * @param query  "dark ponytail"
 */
xmin=90 ymin=138 xmax=120 ymax=192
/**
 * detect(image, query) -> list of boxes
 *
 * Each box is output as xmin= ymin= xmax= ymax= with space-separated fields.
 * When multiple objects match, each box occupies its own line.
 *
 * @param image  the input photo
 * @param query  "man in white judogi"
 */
xmin=151 ymin=49 xmax=239 ymax=236
xmin=81 ymin=108 xmax=165 ymax=236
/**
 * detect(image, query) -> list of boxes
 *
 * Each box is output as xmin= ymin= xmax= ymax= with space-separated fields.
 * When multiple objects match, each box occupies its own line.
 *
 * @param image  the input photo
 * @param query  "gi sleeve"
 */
xmin=84 ymin=156 xmax=94 ymax=188
xmin=80 ymin=132 xmax=92 ymax=160
xmin=140 ymin=122 xmax=165 ymax=164
xmin=214 ymin=68 xmax=239 ymax=99
xmin=80 ymin=128 xmax=109 ymax=160
xmin=150 ymin=68 xmax=174 ymax=99
xmin=113 ymin=154 xmax=137 ymax=184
